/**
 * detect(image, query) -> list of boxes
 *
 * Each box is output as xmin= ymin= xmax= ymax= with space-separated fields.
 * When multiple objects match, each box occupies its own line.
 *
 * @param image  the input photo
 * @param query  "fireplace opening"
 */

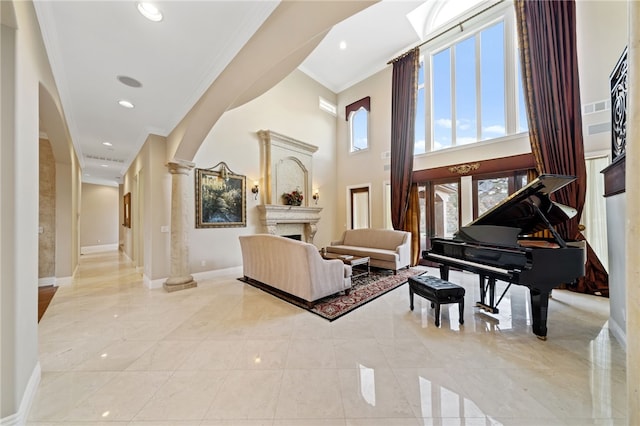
xmin=282 ymin=234 xmax=302 ymax=241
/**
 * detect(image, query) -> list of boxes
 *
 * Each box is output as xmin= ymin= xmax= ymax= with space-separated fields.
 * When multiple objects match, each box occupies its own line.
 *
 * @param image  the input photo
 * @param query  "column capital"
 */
xmin=167 ymin=159 xmax=196 ymax=175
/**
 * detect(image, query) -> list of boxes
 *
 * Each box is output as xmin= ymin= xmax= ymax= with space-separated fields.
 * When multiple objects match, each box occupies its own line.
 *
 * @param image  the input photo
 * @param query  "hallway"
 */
xmin=29 ymin=250 xmax=627 ymax=425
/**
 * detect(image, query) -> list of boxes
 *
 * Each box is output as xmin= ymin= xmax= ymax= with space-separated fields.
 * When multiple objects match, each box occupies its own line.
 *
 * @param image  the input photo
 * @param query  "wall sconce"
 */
xmin=312 ymin=189 xmax=319 ymax=205
xmin=205 ymin=161 xmax=237 ymax=190
xmin=251 ymin=181 xmax=259 ymax=200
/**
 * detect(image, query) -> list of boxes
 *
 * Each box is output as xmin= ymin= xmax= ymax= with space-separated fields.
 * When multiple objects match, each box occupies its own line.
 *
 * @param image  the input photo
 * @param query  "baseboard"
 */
xmin=80 ymin=243 xmax=118 ymax=254
xmin=0 ymin=362 xmax=41 ymax=426
xmin=38 ymin=276 xmax=56 ymax=287
xmin=55 ymin=276 xmax=73 ymax=286
xmin=142 ymin=266 xmax=243 ymax=290
xmin=192 ymin=266 xmax=242 ymax=282
xmin=608 ymin=318 xmax=627 ymax=350
xmin=143 ymin=275 xmax=164 ymax=290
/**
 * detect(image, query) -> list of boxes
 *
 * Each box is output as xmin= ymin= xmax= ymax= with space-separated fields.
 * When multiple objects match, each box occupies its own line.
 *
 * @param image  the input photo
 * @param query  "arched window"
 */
xmin=346 ymin=97 xmax=370 ymax=152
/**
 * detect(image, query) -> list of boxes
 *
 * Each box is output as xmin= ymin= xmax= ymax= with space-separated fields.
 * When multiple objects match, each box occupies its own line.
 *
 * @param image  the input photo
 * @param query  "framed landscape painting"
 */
xmin=195 ymin=168 xmax=246 ymax=228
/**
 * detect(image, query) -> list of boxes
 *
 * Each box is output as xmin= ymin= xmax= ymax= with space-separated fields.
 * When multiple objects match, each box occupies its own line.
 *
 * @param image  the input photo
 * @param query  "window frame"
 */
xmin=416 ymin=2 xmax=526 ymax=154
xmin=471 ymin=171 xmax=528 ymax=219
xmin=349 ymin=107 xmax=370 ymax=153
xmin=429 ymin=177 xmax=462 ymax=240
xmin=346 ymin=96 xmax=371 ymax=153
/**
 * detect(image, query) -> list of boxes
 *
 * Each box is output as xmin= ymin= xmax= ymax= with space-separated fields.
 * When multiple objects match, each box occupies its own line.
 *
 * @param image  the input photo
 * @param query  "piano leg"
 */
xmin=488 ymin=276 xmax=496 ymax=308
xmin=439 ymin=265 xmax=449 ymax=281
xmin=529 ymin=289 xmax=549 ymax=340
xmin=477 ymin=275 xmax=499 ymax=314
xmin=479 ymin=275 xmax=486 ymax=303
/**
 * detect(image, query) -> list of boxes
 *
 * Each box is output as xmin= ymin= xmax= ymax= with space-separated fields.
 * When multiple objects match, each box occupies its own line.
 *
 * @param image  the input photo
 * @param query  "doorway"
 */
xmin=349 ymin=186 xmax=370 ymax=229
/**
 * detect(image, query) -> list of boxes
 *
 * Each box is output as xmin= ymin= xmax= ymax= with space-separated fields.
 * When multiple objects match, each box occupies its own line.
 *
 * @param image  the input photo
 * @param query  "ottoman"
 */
xmin=409 ymin=275 xmax=465 ymax=327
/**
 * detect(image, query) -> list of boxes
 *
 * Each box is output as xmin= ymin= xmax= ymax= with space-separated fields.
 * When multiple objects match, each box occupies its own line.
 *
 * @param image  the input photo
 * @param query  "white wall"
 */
xmin=80 ymin=183 xmax=119 ymax=250
xmin=336 ymin=68 xmax=393 ymax=231
xmin=1 ymin=1 xmax=80 ymax=422
xmin=575 ymin=0 xmax=628 ymax=346
xmin=122 ymin=134 xmax=171 ymax=281
xmin=576 ymin=0 xmax=629 ymax=155
xmin=2 ymin=1 xmax=42 ymax=420
xmin=607 ymin=193 xmax=626 ymax=344
xmin=189 ymin=69 xmax=339 ymax=273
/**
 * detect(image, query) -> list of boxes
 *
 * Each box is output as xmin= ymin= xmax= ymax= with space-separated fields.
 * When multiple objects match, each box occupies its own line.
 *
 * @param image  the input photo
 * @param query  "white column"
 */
xmin=626 ymin=1 xmax=639 ymax=422
xmin=164 ymin=160 xmax=197 ymax=292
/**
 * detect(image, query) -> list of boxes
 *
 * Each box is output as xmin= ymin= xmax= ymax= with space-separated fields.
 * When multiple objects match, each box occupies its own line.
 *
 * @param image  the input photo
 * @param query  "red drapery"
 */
xmin=515 ymin=0 xmax=608 ymax=296
xmin=390 ymin=49 xmax=419 ymax=231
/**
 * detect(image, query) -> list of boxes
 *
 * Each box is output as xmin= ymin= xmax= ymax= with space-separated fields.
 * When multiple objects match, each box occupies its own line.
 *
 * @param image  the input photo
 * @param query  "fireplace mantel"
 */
xmin=257 ymin=130 xmax=318 ymax=205
xmin=258 ymin=204 xmax=322 ymax=243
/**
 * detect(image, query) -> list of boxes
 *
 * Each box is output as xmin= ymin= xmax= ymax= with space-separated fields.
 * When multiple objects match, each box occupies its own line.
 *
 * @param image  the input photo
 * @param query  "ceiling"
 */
xmin=34 ymin=0 xmax=484 ymax=187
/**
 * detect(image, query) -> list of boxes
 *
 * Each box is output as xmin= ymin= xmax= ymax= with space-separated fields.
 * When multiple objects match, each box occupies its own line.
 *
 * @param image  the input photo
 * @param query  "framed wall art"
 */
xmin=195 ymin=163 xmax=246 ymax=228
xmin=123 ymin=192 xmax=131 ymax=228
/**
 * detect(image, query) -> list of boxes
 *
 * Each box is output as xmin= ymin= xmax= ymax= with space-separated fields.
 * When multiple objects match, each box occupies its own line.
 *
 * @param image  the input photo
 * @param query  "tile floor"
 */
xmin=28 ymin=250 xmax=627 ymax=425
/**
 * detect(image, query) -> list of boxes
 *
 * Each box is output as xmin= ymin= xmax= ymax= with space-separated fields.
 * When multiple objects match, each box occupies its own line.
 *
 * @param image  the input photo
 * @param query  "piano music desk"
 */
xmin=408 ymin=275 xmax=465 ymax=327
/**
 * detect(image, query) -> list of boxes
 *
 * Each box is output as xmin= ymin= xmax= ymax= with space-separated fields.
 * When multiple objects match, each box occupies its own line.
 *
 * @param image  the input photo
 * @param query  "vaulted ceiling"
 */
xmin=34 ymin=0 xmax=485 ymax=186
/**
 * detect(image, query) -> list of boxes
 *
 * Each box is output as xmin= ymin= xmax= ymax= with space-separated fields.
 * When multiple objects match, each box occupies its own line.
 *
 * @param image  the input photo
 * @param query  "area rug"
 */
xmin=239 ymin=267 xmax=426 ymax=321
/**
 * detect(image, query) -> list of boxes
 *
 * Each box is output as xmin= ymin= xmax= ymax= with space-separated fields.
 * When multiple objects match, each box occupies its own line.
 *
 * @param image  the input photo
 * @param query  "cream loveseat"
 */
xmin=239 ymin=234 xmax=352 ymax=306
xmin=326 ymin=228 xmax=412 ymax=273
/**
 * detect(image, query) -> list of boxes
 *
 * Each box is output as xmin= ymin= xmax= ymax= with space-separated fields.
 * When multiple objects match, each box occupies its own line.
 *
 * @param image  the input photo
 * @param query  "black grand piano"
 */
xmin=422 ymin=174 xmax=585 ymax=339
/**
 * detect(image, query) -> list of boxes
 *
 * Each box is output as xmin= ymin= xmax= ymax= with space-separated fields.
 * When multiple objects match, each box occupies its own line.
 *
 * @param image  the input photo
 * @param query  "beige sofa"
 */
xmin=326 ymin=228 xmax=411 ymax=273
xmin=239 ymin=234 xmax=352 ymax=306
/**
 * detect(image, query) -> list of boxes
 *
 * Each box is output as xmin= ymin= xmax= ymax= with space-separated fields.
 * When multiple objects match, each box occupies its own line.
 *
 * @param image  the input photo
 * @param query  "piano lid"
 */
xmin=463 ymin=174 xmax=578 ymax=235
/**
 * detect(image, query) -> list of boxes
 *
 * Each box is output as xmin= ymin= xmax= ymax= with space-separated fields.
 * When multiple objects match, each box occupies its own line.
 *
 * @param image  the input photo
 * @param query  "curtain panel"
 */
xmin=405 ymin=183 xmax=421 ymax=266
xmin=390 ymin=48 xmax=419 ymax=231
xmin=515 ymin=0 xmax=608 ymax=295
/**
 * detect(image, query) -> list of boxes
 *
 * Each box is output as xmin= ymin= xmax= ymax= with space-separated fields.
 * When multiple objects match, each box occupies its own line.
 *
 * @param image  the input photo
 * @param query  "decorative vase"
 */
xmin=282 ymin=190 xmax=303 ymax=206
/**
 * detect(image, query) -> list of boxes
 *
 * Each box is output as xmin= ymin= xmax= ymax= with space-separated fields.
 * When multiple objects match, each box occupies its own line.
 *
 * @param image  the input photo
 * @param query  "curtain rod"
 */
xmin=387 ymin=0 xmax=506 ymax=65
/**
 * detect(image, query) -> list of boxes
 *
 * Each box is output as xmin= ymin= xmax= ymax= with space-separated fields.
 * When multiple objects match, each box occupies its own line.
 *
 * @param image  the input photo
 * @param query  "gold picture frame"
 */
xmin=123 ymin=192 xmax=131 ymax=228
xmin=195 ymin=167 xmax=246 ymax=228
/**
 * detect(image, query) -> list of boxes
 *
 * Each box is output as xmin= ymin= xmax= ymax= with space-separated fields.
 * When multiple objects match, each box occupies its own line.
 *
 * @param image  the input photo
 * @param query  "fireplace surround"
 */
xmin=256 ymin=130 xmax=322 ymax=243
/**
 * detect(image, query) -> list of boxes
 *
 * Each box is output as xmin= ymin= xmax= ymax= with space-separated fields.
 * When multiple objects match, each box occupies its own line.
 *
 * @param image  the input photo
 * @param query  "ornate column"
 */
xmin=164 ymin=160 xmax=197 ymax=292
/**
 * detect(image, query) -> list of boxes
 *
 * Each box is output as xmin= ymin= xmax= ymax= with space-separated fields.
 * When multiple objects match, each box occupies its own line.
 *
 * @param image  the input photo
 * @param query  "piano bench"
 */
xmin=408 ymin=275 xmax=465 ymax=327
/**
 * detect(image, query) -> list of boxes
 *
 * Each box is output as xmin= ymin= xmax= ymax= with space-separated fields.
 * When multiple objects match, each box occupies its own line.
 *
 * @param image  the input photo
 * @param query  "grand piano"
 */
xmin=422 ymin=174 xmax=585 ymax=339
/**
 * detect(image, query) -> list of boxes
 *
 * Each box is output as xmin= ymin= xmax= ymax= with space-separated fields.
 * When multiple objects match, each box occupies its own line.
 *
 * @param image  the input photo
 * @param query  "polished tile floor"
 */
xmin=29 ymin=250 xmax=627 ymax=425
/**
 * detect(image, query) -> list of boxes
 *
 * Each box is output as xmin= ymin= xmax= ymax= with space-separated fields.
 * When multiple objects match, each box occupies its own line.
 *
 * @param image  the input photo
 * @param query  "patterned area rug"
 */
xmin=239 ymin=267 xmax=426 ymax=321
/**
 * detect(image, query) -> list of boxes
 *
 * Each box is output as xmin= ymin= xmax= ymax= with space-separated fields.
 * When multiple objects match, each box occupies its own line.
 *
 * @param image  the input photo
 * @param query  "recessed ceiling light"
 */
xmin=137 ymin=2 xmax=163 ymax=22
xmin=117 ymin=75 xmax=142 ymax=88
xmin=101 ymin=164 xmax=109 ymax=168
xmin=118 ymin=99 xmax=134 ymax=109
xmin=339 ymin=41 xmax=347 ymax=50
xmin=102 ymin=142 xmax=113 ymax=147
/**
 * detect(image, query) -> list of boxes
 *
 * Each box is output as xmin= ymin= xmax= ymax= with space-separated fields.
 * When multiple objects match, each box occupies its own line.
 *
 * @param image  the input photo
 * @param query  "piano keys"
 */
xmin=422 ymin=174 xmax=585 ymax=340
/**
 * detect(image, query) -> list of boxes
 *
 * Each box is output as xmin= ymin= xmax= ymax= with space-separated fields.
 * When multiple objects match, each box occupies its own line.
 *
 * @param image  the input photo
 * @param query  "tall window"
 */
xmin=415 ymin=60 xmax=426 ymax=154
xmin=350 ymin=108 xmax=368 ymax=151
xmin=415 ymin=6 xmax=528 ymax=154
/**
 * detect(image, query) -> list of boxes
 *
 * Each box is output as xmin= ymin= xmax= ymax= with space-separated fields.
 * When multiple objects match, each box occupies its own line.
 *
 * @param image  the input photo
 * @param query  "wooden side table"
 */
xmin=321 ymin=252 xmax=370 ymax=279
